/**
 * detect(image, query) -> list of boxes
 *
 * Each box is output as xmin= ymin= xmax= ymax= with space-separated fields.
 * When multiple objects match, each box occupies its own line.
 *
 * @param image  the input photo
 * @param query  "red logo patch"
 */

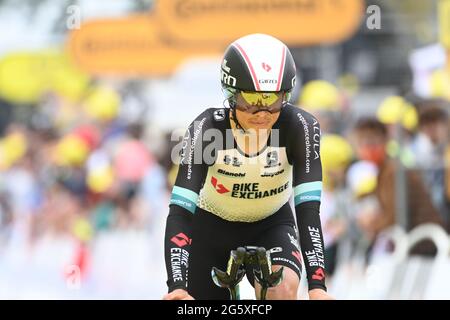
xmin=170 ymin=233 xmax=192 ymax=247
xmin=312 ymin=267 xmax=325 ymax=281
xmin=262 ymin=62 xmax=271 ymax=72
xmin=211 ymin=176 xmax=230 ymax=194
xmin=291 ymin=250 xmax=302 ymax=264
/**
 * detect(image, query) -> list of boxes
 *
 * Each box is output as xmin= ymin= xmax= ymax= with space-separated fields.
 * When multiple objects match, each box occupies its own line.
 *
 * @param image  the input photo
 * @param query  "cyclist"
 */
xmin=163 ymin=34 xmax=332 ymax=300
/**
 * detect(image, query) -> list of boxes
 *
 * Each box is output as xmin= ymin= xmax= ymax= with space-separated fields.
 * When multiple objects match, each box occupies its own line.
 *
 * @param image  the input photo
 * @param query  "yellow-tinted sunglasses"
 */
xmin=241 ymin=91 xmax=281 ymax=106
xmin=237 ymin=91 xmax=283 ymax=113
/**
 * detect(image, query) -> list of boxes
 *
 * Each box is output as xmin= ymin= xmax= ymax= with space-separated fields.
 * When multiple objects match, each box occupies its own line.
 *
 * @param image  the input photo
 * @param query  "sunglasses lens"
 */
xmin=241 ymin=92 xmax=280 ymax=106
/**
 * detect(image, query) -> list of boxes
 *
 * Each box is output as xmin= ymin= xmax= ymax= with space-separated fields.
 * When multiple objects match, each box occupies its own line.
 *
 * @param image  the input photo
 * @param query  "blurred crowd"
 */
xmin=297 ymin=80 xmax=450 ymax=279
xmin=0 ymin=84 xmax=170 ymax=298
xmin=1 ymin=75 xmax=449 ymax=298
xmin=0 ymin=54 xmax=449 ymax=298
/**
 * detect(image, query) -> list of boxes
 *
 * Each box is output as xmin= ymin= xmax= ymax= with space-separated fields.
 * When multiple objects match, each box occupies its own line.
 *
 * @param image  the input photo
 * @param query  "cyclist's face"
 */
xmin=235 ymin=92 xmax=283 ymax=130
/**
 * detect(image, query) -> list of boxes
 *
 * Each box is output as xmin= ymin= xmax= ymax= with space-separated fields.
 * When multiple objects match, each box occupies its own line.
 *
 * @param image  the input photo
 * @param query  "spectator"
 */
xmin=352 ymin=118 xmax=444 ymax=254
xmin=410 ymin=105 xmax=449 ymax=228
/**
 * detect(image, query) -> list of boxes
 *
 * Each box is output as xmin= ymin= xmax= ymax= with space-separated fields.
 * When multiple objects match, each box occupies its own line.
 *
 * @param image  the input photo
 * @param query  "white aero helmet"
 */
xmin=221 ymin=33 xmax=297 ymax=103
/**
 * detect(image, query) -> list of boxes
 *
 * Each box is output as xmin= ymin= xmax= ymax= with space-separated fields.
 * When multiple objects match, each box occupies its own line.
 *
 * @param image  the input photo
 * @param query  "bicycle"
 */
xmin=211 ymin=246 xmax=284 ymax=300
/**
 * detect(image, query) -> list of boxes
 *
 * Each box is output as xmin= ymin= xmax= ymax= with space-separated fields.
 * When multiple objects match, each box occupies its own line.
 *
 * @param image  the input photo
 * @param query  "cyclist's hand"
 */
xmin=163 ymin=289 xmax=195 ymax=300
xmin=308 ymin=288 xmax=334 ymax=300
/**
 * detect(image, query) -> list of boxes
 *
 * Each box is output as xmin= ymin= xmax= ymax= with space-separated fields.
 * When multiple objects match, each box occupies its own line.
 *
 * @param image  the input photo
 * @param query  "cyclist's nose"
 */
xmin=253 ymin=109 xmax=271 ymax=115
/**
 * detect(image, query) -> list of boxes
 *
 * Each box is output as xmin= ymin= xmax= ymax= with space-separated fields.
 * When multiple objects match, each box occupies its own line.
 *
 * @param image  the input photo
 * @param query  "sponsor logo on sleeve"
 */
xmin=170 ymin=247 xmax=189 ymax=283
xmin=312 ymin=119 xmax=320 ymax=160
xmin=170 ymin=233 xmax=192 ymax=248
xmin=312 ymin=267 xmax=325 ymax=281
xmin=180 ymin=118 xmax=206 ymax=180
xmin=297 ymin=114 xmax=321 ymax=173
xmin=304 ymin=226 xmax=325 ymax=270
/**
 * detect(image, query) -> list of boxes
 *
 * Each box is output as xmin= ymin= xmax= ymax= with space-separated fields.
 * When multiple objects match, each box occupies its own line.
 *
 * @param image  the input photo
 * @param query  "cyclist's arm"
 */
xmin=163 ymin=288 xmax=194 ymax=300
xmin=289 ymin=109 xmax=327 ymax=292
xmin=164 ymin=114 xmax=210 ymax=294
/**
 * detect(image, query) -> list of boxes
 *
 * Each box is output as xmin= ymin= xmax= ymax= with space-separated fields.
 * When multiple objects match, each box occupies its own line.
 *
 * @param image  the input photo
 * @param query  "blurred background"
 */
xmin=0 ymin=0 xmax=449 ymax=299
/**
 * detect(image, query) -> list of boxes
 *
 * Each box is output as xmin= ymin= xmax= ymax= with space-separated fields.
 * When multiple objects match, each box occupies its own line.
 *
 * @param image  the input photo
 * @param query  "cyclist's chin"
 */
xmin=247 ymin=120 xmax=272 ymax=129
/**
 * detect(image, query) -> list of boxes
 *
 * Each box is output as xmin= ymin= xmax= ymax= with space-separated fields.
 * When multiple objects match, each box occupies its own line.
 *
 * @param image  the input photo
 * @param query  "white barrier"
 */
xmin=329 ymin=223 xmax=450 ymax=300
xmin=406 ymin=224 xmax=450 ymax=299
xmin=327 ymin=225 xmax=408 ymax=299
xmin=392 ymin=224 xmax=449 ymax=299
xmin=364 ymin=225 xmax=409 ymax=299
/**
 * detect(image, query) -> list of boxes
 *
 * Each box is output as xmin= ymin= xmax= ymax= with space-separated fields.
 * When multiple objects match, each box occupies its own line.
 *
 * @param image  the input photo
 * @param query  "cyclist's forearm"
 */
xmin=164 ymin=205 xmax=193 ymax=292
xmin=295 ymin=201 xmax=327 ymax=291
